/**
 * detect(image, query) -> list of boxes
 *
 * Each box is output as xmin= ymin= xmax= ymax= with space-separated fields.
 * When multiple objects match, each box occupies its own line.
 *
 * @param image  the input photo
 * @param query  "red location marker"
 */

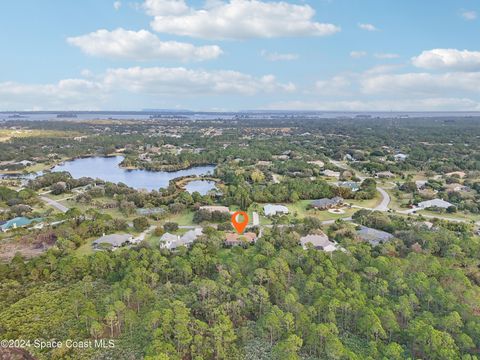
xmin=231 ymin=211 xmax=249 ymax=234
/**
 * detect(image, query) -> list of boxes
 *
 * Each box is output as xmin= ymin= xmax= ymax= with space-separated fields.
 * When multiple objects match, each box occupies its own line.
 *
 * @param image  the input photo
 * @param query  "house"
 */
xmin=356 ymin=226 xmax=394 ymax=246
xmin=308 ymin=160 xmax=325 ymax=168
xmin=180 ymin=228 xmax=203 ymax=247
xmin=311 ymin=197 xmax=344 ymax=210
xmin=394 ymin=153 xmax=408 ymax=161
xmin=1 ymin=217 xmax=42 ymax=232
xmin=300 ymin=233 xmax=338 ymax=252
xmin=199 ymin=205 xmax=230 ymax=213
xmin=417 ymin=199 xmax=454 ymax=209
xmin=224 ymin=232 xmax=257 ymax=246
xmin=444 ymin=183 xmax=469 ymax=193
xmin=137 ymin=207 xmax=166 ymax=216
xmin=256 ymin=160 xmax=272 ymax=166
xmin=415 ymin=180 xmax=428 ymax=190
xmin=264 ymin=204 xmax=289 ymax=216
xmin=377 ymin=171 xmax=395 ymax=179
xmin=160 ymin=228 xmax=203 ymax=250
xmin=92 ymin=234 xmax=133 ymax=250
xmin=323 ymin=170 xmax=340 ymax=178
xmin=445 ymin=171 xmax=466 ymax=178
xmin=160 ymin=233 xmax=180 ymax=250
xmin=338 ymin=181 xmax=360 ymax=192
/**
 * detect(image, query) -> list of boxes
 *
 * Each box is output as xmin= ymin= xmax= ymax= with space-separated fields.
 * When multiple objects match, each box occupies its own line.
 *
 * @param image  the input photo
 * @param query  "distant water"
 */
xmin=2 ymin=111 xmax=480 ymax=122
xmin=184 ymin=180 xmax=217 ymax=195
xmin=52 ymin=156 xmax=215 ymax=191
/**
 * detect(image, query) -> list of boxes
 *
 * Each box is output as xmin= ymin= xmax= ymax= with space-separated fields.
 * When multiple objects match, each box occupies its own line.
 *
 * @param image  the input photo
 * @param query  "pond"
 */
xmin=52 ymin=156 xmax=216 ymax=192
xmin=184 ymin=180 xmax=217 ymax=196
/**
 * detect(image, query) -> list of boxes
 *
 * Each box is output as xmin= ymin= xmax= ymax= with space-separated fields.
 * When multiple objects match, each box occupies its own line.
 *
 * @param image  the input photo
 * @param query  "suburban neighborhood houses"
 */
xmin=1 ymin=116 xmax=480 ymax=360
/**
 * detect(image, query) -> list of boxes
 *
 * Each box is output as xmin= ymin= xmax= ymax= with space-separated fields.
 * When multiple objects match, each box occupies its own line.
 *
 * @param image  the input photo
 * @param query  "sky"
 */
xmin=1 ymin=0 xmax=480 ymax=111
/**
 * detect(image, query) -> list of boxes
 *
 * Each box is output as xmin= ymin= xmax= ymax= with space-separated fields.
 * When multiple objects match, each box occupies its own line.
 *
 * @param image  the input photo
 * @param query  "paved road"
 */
xmin=40 ymin=196 xmax=69 ymax=213
xmin=252 ymin=212 xmax=260 ymax=226
xmin=375 ymin=187 xmax=391 ymax=212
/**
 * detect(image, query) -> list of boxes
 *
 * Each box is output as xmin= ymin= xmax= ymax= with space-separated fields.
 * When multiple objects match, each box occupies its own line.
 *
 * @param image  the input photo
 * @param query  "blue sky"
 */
xmin=1 ymin=0 xmax=480 ymax=111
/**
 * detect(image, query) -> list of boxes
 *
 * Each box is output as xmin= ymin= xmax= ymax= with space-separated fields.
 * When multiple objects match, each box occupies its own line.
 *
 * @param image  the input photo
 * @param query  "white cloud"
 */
xmin=67 ymin=28 xmax=223 ymax=62
xmin=360 ymin=72 xmax=480 ymax=95
xmin=0 ymin=66 xmax=296 ymax=109
xmin=461 ymin=10 xmax=477 ymax=21
xmin=80 ymin=69 xmax=94 ymax=77
xmin=350 ymin=51 xmax=367 ymax=58
xmin=363 ymin=64 xmax=405 ymax=75
xmin=146 ymin=0 xmax=341 ymax=40
xmin=143 ymin=0 xmax=189 ymax=15
xmin=315 ymin=76 xmax=351 ymax=96
xmin=261 ymin=50 xmax=299 ymax=61
xmin=412 ymin=48 xmax=480 ymax=71
xmin=113 ymin=1 xmax=122 ymax=10
xmin=374 ymin=53 xmax=400 ymax=59
xmin=0 ymin=80 xmax=104 ymax=110
xmin=103 ymin=66 xmax=296 ymax=95
xmin=358 ymin=23 xmax=378 ymax=31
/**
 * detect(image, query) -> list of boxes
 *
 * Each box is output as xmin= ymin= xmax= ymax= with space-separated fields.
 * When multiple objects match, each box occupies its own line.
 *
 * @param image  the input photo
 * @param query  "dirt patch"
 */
xmin=0 ymin=230 xmax=56 ymax=262
xmin=328 ymin=208 xmax=346 ymax=214
xmin=0 ymin=347 xmax=37 ymax=360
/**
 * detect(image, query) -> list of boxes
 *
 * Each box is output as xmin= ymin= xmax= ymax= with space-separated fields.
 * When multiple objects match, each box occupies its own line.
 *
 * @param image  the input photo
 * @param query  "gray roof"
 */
xmin=300 ymin=233 xmax=336 ymax=251
xmin=137 ymin=207 xmax=166 ymax=215
xmin=161 ymin=228 xmax=203 ymax=250
xmin=356 ymin=226 xmax=393 ymax=246
xmin=180 ymin=228 xmax=203 ymax=245
xmin=311 ymin=197 xmax=343 ymax=208
xmin=339 ymin=182 xmax=360 ymax=190
xmin=93 ymin=234 xmax=132 ymax=247
xmin=418 ymin=199 xmax=453 ymax=209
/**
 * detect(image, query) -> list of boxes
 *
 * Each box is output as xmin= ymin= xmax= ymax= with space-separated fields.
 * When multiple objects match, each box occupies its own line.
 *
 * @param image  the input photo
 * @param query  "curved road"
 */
xmin=374 ymin=187 xmax=391 ymax=212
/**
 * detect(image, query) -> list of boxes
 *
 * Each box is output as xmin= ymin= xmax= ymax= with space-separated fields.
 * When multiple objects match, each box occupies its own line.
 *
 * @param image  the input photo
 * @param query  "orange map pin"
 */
xmin=231 ymin=211 xmax=249 ymax=234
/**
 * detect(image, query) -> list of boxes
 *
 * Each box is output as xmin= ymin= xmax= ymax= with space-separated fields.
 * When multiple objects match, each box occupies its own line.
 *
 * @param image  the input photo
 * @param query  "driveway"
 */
xmin=40 ymin=196 xmax=69 ymax=213
xmin=374 ymin=187 xmax=391 ymax=212
xmin=132 ymin=225 xmax=156 ymax=243
xmin=252 ymin=212 xmax=260 ymax=226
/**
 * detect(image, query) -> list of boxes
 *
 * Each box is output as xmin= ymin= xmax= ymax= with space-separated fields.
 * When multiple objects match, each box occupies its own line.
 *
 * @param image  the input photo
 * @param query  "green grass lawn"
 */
xmin=146 ymin=234 xmax=161 ymax=248
xmin=418 ymin=210 xmax=480 ymax=222
xmin=167 ymin=211 xmax=195 ymax=226
xmin=75 ymin=239 xmax=95 ymax=256
xmin=62 ymin=198 xmax=139 ymax=221
xmin=347 ymin=191 xmax=382 ymax=209
xmin=285 ymin=200 xmax=356 ymax=221
xmin=43 ymin=192 xmax=75 ymax=201
xmin=385 ymin=189 xmax=412 ymax=211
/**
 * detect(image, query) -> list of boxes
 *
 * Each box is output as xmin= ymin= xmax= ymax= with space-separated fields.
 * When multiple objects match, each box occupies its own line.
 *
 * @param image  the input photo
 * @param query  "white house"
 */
xmin=264 ymin=204 xmax=289 ymax=216
xmin=418 ymin=199 xmax=453 ymax=209
xmin=160 ymin=228 xmax=203 ymax=250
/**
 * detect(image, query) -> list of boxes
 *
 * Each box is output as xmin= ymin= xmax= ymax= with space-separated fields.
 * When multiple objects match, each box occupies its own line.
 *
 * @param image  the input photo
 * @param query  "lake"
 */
xmin=52 ymin=156 xmax=216 ymax=192
xmin=184 ymin=180 xmax=217 ymax=195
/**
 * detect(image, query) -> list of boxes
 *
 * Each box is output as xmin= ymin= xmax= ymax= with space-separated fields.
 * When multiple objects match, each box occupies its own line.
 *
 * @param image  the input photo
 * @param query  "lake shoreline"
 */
xmin=50 ymin=156 xmax=216 ymax=192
